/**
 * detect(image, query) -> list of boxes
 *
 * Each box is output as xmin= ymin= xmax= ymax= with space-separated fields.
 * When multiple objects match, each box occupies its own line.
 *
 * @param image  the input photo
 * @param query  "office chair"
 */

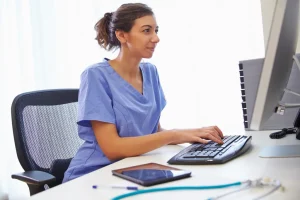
xmin=11 ymin=89 xmax=83 ymax=195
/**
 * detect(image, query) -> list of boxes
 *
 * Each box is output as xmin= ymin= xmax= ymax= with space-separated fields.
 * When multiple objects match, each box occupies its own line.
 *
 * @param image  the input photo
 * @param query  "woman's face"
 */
xmin=124 ymin=15 xmax=160 ymax=58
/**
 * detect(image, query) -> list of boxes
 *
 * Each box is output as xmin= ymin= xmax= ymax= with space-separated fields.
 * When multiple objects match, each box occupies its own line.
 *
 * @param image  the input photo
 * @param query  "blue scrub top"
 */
xmin=63 ymin=59 xmax=166 ymax=182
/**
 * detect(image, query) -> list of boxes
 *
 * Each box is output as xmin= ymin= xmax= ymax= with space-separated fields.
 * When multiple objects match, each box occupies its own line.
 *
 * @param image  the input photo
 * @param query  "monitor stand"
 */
xmin=259 ymin=145 xmax=300 ymax=158
xmin=259 ymin=109 xmax=300 ymax=158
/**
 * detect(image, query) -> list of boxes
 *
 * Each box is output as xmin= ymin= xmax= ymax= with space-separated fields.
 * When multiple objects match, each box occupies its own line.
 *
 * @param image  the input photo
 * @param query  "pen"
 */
xmin=92 ymin=185 xmax=139 ymax=190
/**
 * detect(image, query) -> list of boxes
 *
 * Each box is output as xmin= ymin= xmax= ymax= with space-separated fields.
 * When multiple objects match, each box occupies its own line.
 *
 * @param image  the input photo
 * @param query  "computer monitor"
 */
xmin=250 ymin=0 xmax=300 ymax=131
xmin=249 ymin=0 xmax=300 ymax=158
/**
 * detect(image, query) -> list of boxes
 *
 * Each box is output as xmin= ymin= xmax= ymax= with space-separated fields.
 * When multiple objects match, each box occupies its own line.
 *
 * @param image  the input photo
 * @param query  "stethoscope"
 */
xmin=111 ymin=177 xmax=282 ymax=200
xmin=208 ymin=177 xmax=282 ymax=200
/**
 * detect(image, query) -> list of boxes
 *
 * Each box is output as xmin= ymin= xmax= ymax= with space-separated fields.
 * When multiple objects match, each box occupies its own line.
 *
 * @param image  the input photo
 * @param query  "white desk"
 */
xmin=30 ymin=131 xmax=300 ymax=200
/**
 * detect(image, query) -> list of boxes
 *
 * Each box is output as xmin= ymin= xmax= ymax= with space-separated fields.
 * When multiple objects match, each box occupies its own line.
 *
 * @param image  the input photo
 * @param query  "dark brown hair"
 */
xmin=94 ymin=3 xmax=153 ymax=51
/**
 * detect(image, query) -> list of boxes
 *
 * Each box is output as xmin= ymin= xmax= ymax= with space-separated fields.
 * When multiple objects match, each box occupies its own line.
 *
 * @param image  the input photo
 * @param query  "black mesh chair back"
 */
xmin=11 ymin=89 xmax=83 ymax=195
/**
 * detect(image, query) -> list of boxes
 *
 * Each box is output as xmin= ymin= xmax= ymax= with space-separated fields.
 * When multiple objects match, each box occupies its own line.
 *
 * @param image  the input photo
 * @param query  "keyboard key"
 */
xmin=221 ymin=145 xmax=232 ymax=153
xmin=204 ymin=151 xmax=212 ymax=155
xmin=195 ymin=151 xmax=209 ymax=157
xmin=206 ymin=148 xmax=217 ymax=151
xmin=209 ymin=143 xmax=222 ymax=148
xmin=183 ymin=152 xmax=197 ymax=158
xmin=220 ymin=135 xmax=240 ymax=148
xmin=208 ymin=151 xmax=220 ymax=157
xmin=189 ymin=144 xmax=203 ymax=151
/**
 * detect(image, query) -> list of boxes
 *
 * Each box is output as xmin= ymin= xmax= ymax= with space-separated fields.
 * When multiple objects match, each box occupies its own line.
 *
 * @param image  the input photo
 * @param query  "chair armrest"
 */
xmin=12 ymin=170 xmax=56 ymax=186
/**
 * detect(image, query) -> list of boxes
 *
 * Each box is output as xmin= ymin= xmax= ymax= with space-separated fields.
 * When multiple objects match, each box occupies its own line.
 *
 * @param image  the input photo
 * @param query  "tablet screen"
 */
xmin=112 ymin=163 xmax=191 ymax=186
xmin=122 ymin=169 xmax=187 ymax=181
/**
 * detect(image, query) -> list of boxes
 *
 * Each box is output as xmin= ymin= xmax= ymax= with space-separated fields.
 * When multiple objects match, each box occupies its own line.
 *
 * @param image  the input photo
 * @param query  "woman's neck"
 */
xmin=110 ymin=49 xmax=142 ymax=78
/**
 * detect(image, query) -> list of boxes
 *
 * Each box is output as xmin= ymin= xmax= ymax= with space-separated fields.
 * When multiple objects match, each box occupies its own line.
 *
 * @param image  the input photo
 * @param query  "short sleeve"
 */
xmin=77 ymin=68 xmax=116 ymax=127
xmin=153 ymin=65 xmax=167 ymax=111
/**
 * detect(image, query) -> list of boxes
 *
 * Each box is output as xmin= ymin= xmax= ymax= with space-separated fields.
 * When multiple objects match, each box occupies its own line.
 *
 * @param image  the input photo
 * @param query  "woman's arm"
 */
xmin=92 ymin=121 xmax=224 ymax=161
xmin=92 ymin=121 xmax=175 ymax=161
xmin=158 ymin=122 xmax=178 ymax=145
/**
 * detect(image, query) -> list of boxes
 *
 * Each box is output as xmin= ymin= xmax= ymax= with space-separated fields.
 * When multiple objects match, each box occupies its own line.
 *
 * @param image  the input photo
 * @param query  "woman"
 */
xmin=63 ymin=3 xmax=224 ymax=183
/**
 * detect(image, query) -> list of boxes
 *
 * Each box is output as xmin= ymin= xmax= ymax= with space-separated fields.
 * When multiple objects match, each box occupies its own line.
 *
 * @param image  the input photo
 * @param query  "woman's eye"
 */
xmin=155 ymin=29 xmax=159 ymax=33
xmin=143 ymin=29 xmax=150 ymax=33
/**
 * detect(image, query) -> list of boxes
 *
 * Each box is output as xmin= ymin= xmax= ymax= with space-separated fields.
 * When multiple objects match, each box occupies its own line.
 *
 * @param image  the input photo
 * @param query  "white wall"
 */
xmin=147 ymin=0 xmax=265 ymax=134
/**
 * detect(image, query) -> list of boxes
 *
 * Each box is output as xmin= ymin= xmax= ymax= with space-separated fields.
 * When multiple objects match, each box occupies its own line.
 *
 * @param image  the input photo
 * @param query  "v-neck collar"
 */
xmin=103 ymin=58 xmax=146 ymax=99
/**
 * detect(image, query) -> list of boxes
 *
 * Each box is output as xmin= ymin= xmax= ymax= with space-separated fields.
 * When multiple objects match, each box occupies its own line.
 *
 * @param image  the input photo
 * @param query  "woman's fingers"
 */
xmin=203 ymin=126 xmax=224 ymax=139
xmin=200 ymin=131 xmax=223 ymax=144
xmin=204 ymin=129 xmax=222 ymax=141
xmin=180 ymin=127 xmax=225 ymax=144
xmin=193 ymin=137 xmax=209 ymax=144
xmin=208 ymin=134 xmax=223 ymax=144
xmin=213 ymin=126 xmax=224 ymax=138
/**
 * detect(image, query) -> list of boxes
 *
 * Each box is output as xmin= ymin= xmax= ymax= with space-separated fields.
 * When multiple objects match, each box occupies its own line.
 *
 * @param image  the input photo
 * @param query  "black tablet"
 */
xmin=112 ymin=163 xmax=191 ymax=186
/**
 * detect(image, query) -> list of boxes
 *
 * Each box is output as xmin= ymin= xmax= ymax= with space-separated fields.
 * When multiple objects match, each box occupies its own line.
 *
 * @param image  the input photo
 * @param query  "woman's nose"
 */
xmin=151 ymin=33 xmax=160 ymax=43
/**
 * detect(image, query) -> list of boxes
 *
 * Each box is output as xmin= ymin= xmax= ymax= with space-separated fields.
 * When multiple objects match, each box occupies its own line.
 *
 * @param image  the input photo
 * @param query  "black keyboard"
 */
xmin=167 ymin=135 xmax=252 ymax=164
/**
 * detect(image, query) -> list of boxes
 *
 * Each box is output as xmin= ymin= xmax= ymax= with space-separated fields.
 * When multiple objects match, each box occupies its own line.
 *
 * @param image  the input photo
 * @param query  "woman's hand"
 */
xmin=170 ymin=126 xmax=224 ymax=145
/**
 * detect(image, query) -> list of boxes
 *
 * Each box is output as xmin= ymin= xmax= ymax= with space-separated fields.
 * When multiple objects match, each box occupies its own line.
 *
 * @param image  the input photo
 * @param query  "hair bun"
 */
xmin=104 ymin=12 xmax=113 ymax=19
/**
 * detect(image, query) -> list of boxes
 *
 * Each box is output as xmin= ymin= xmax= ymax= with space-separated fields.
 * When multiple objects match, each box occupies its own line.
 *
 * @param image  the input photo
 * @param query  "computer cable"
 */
xmin=293 ymin=55 xmax=300 ymax=72
xmin=284 ymin=88 xmax=300 ymax=98
xmin=279 ymin=56 xmax=300 ymax=109
xmin=269 ymin=127 xmax=299 ymax=139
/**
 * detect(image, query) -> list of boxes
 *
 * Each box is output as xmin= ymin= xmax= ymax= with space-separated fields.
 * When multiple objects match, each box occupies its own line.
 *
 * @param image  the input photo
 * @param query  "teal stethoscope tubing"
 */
xmin=111 ymin=181 xmax=242 ymax=200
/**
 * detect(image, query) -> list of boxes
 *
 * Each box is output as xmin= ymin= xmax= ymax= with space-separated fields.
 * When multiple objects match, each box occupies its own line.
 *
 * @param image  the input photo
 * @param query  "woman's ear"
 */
xmin=115 ymin=30 xmax=127 ymax=44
